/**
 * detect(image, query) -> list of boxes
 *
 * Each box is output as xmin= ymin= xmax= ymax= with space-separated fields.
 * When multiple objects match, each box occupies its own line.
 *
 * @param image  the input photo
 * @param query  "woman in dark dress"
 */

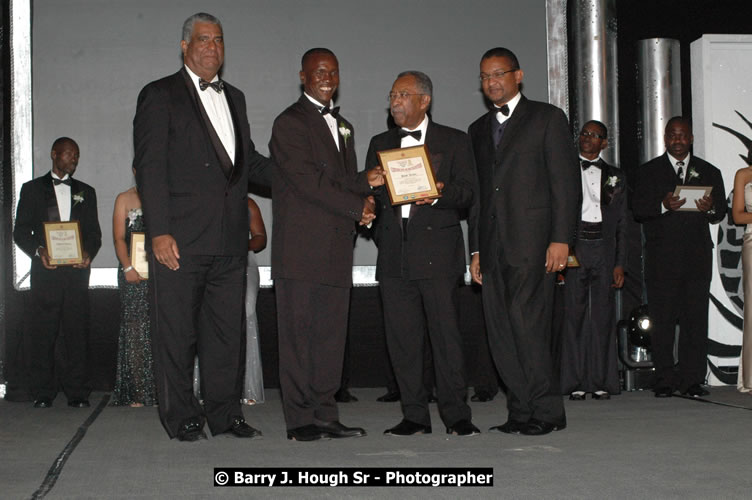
xmin=111 ymin=183 xmax=156 ymax=406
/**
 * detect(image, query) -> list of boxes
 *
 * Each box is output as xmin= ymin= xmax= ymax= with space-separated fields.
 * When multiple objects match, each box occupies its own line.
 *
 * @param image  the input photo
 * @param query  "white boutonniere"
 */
xmin=127 ymin=207 xmax=143 ymax=227
xmin=606 ymin=176 xmax=619 ymax=188
xmin=72 ymin=192 xmax=84 ymax=206
xmin=339 ymin=124 xmax=352 ymax=144
xmin=688 ymin=168 xmax=700 ymax=180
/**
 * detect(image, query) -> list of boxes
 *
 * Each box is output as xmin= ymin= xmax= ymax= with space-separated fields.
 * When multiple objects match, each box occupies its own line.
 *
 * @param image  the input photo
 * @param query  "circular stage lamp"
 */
xmin=628 ymin=304 xmax=652 ymax=348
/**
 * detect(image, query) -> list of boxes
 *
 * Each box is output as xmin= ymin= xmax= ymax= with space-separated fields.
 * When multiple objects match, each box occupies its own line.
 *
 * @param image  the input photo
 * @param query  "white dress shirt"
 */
xmin=51 ymin=171 xmax=72 ymax=221
xmin=399 ymin=115 xmax=430 ymax=217
xmin=580 ymin=156 xmax=602 ymax=223
xmin=305 ymin=93 xmax=340 ymax=151
xmin=495 ymin=91 xmax=522 ymax=124
xmin=185 ymin=65 xmax=236 ymax=164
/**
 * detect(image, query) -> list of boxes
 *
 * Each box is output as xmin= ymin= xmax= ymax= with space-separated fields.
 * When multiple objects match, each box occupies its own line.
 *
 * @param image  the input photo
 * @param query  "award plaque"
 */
xmin=129 ymin=232 xmax=149 ymax=278
xmin=377 ymin=145 xmax=440 ymax=205
xmin=672 ymin=185 xmax=712 ymax=212
xmin=43 ymin=221 xmax=83 ymax=265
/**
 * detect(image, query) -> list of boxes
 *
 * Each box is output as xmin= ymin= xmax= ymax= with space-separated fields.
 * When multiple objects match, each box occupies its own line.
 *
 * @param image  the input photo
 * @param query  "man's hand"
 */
xmin=367 ymin=166 xmax=385 ymax=187
xmin=152 ymin=234 xmax=180 ymax=270
xmin=612 ymin=265 xmax=625 ymax=288
xmin=38 ymin=247 xmax=57 ymax=270
xmin=415 ymin=181 xmax=444 ymax=205
xmin=360 ymin=196 xmax=376 ymax=226
xmin=545 ymin=242 xmax=569 ymax=273
xmin=663 ymin=191 xmax=687 ymax=211
xmin=695 ymin=193 xmax=713 ymax=212
xmin=73 ymin=251 xmax=92 ymax=269
xmin=470 ymin=253 xmax=482 ymax=285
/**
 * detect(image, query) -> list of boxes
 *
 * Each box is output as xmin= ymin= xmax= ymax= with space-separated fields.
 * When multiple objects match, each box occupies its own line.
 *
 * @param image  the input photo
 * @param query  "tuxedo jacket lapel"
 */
xmin=495 ymin=97 xmax=528 ymax=161
xmin=43 ymin=173 xmax=61 ymax=222
xmin=299 ymin=96 xmax=344 ymax=172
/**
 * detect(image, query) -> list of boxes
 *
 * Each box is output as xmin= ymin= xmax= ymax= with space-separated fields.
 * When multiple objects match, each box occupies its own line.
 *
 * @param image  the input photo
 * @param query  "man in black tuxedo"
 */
xmin=631 ymin=116 xmax=726 ymax=398
xmin=561 ymin=121 xmax=626 ymax=401
xmin=14 ymin=137 xmax=101 ymax=408
xmin=468 ymin=47 xmax=580 ymax=436
xmin=270 ymin=48 xmax=381 ymax=442
xmin=367 ymin=71 xmax=479 ymax=437
xmin=133 ymin=12 xmax=273 ymax=441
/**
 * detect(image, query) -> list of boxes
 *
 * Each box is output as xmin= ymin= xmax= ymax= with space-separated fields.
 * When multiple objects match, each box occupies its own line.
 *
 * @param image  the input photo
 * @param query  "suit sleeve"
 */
xmin=614 ymin=173 xmax=628 ymax=268
xmin=270 ymin=113 xmax=364 ymax=221
xmin=545 ymin=108 xmax=581 ymax=245
xmin=81 ymin=186 xmax=102 ymax=260
xmin=13 ymin=182 xmax=40 ymax=258
xmin=133 ymin=83 xmax=171 ymax=239
xmin=433 ymin=132 xmax=476 ymax=211
xmin=467 ymin=124 xmax=481 ymax=254
xmin=707 ymin=166 xmax=727 ymax=224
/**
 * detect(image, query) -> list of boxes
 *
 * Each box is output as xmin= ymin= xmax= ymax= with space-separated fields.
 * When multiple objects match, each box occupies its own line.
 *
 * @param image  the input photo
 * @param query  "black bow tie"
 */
xmin=398 ymin=129 xmax=422 ymax=141
xmin=581 ymin=160 xmax=601 ymax=170
xmin=199 ymin=78 xmax=224 ymax=93
xmin=53 ymin=177 xmax=72 ymax=186
xmin=319 ymin=105 xmax=340 ymax=118
xmin=495 ymin=104 xmax=510 ymax=117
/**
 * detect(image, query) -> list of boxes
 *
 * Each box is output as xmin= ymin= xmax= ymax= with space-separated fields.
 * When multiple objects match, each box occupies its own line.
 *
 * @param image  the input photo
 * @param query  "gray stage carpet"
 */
xmin=2 ymin=387 xmax=751 ymax=499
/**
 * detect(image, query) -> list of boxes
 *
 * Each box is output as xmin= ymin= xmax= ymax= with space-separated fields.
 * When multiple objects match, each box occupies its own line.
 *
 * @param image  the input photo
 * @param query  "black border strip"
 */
xmin=674 ymin=393 xmax=752 ymax=411
xmin=30 ymin=394 xmax=110 ymax=499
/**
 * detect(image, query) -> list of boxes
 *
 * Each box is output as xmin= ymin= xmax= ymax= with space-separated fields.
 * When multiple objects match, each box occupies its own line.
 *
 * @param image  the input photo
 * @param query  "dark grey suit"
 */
xmin=468 ymin=96 xmax=580 ymax=425
xmin=14 ymin=173 xmax=102 ymax=401
xmin=631 ymin=153 xmax=726 ymax=391
xmin=561 ymin=159 xmax=626 ymax=395
xmin=134 ymin=68 xmax=272 ymax=438
xmin=366 ymin=121 xmax=476 ymax=427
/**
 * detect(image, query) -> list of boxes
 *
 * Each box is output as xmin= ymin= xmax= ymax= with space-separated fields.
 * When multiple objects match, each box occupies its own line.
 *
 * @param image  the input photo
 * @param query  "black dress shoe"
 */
xmin=592 ymin=391 xmax=611 ymax=400
xmin=334 ymin=389 xmax=358 ymax=403
xmin=226 ymin=417 xmax=262 ymax=438
xmin=653 ymin=386 xmax=674 ymax=398
xmin=489 ymin=420 xmax=527 ymax=434
xmin=683 ymin=384 xmax=710 ymax=397
xmin=177 ymin=419 xmax=207 ymax=442
xmin=287 ymin=424 xmax=328 ymax=442
xmin=521 ymin=418 xmax=566 ymax=436
xmin=446 ymin=419 xmax=481 ymax=436
xmin=33 ymin=398 xmax=53 ymax=408
xmin=317 ymin=421 xmax=366 ymax=439
xmin=471 ymin=392 xmax=493 ymax=402
xmin=376 ymin=391 xmax=401 ymax=402
xmin=568 ymin=392 xmax=586 ymax=401
xmin=67 ymin=399 xmax=90 ymax=408
xmin=384 ymin=419 xmax=432 ymax=436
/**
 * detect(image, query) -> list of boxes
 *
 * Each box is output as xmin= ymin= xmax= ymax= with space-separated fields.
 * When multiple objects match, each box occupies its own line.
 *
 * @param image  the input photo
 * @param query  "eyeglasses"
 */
xmin=387 ymin=92 xmax=425 ymax=102
xmin=580 ymin=131 xmax=606 ymax=140
xmin=479 ymin=68 xmax=519 ymax=83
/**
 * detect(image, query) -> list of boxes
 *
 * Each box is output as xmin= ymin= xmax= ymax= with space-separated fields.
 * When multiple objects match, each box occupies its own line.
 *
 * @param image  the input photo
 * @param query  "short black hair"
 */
xmin=51 ymin=137 xmax=78 ymax=152
xmin=301 ymin=48 xmax=336 ymax=68
xmin=665 ymin=116 xmax=692 ymax=132
xmin=583 ymin=120 xmax=608 ymax=139
xmin=481 ymin=47 xmax=520 ymax=69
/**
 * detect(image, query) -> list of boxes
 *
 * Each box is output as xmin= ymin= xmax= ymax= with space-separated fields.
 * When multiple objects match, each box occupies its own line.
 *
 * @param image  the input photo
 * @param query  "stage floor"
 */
xmin=2 ymin=387 xmax=750 ymax=499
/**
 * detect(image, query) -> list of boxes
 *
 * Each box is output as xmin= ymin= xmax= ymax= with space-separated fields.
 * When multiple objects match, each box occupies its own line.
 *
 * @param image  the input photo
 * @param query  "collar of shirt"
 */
xmin=667 ymin=152 xmax=691 ymax=174
xmin=400 ymin=114 xmax=429 ymax=147
xmin=184 ymin=65 xmax=220 ymax=92
xmin=495 ymin=91 xmax=522 ymax=125
xmin=51 ymin=171 xmax=71 ymax=182
xmin=304 ymin=93 xmax=340 ymax=151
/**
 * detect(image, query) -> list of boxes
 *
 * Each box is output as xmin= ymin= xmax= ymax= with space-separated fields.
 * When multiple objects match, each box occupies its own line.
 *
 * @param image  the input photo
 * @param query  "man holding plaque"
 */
xmin=13 ymin=137 xmax=102 ymax=408
xmin=367 ymin=71 xmax=479 ymax=437
xmin=270 ymin=48 xmax=381 ymax=442
xmin=134 ymin=13 xmax=274 ymax=441
xmin=468 ymin=47 xmax=580 ymax=436
xmin=631 ymin=116 xmax=726 ymax=398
